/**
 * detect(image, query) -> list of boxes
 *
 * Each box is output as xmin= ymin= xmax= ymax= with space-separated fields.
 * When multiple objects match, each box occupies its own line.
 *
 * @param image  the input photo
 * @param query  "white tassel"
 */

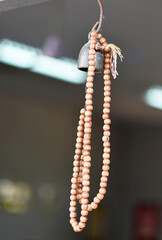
xmin=107 ymin=44 xmax=123 ymax=79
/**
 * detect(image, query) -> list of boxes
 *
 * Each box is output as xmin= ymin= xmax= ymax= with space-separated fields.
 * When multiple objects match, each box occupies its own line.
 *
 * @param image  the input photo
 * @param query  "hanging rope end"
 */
xmin=107 ymin=44 xmax=123 ymax=79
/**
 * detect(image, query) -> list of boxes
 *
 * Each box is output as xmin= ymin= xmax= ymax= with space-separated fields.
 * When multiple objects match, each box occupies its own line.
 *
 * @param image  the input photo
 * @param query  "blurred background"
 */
xmin=0 ymin=0 xmax=162 ymax=239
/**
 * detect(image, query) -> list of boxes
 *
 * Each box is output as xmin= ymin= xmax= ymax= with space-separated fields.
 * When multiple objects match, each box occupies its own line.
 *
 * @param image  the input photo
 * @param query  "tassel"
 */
xmin=107 ymin=44 xmax=123 ymax=79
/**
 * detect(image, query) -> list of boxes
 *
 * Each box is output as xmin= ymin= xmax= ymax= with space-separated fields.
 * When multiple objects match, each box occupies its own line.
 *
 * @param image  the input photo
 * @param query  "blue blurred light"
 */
xmin=0 ymin=39 xmax=86 ymax=84
xmin=0 ymin=39 xmax=39 ymax=68
xmin=144 ymin=86 xmax=162 ymax=110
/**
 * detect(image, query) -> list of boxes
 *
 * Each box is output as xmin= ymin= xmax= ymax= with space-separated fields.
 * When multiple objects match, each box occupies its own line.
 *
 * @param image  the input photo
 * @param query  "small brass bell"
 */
xmin=77 ymin=42 xmax=105 ymax=73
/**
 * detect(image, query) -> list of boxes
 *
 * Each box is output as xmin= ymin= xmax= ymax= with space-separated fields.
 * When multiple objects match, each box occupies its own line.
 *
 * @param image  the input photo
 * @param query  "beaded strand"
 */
xmin=70 ymin=31 xmax=112 ymax=232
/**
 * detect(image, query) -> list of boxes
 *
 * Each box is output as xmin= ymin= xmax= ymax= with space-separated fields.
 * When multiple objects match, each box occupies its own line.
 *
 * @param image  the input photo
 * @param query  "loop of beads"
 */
xmin=70 ymin=31 xmax=111 ymax=232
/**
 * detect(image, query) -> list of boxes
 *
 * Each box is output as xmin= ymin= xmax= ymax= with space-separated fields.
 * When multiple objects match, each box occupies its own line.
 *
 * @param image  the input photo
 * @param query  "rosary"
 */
xmin=69 ymin=0 xmax=123 ymax=232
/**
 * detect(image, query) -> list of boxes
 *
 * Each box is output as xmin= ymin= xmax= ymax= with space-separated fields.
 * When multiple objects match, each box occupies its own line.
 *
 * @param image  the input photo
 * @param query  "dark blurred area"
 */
xmin=0 ymin=0 xmax=162 ymax=240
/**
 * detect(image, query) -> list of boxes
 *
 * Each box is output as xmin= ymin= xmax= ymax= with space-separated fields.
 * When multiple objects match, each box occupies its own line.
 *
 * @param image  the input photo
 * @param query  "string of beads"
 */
xmin=70 ymin=30 xmax=112 ymax=232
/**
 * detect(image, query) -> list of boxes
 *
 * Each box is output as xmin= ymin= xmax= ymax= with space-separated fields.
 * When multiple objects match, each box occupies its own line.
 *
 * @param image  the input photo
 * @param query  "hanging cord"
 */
xmin=92 ymin=0 xmax=104 ymax=33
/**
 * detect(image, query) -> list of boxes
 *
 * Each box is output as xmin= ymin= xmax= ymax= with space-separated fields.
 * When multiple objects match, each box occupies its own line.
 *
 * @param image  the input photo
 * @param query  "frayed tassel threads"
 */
xmin=107 ymin=44 xmax=123 ymax=79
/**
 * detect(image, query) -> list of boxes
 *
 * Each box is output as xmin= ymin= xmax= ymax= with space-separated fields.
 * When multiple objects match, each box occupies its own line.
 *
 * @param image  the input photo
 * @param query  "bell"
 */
xmin=77 ymin=42 xmax=105 ymax=73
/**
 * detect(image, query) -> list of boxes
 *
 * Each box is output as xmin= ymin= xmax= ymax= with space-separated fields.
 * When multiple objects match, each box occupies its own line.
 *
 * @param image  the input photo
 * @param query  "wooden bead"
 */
xmin=83 ymin=139 xmax=91 ymax=145
xmin=73 ymin=161 xmax=79 ymax=167
xmin=80 ymin=216 xmax=87 ymax=223
xmin=104 ymin=102 xmax=110 ymax=108
xmin=104 ymin=96 xmax=111 ymax=102
xmin=99 ymin=188 xmax=106 ymax=194
xmin=104 ymin=91 xmax=111 ymax=97
xmin=100 ymin=182 xmax=107 ymax=188
xmin=89 ymin=60 xmax=96 ymax=66
xmin=84 ymin=128 xmax=91 ymax=134
xmin=83 ymin=186 xmax=90 ymax=192
xmin=90 ymin=39 xmax=97 ymax=45
xmin=88 ymin=54 xmax=95 ymax=60
xmin=97 ymin=193 xmax=104 ymax=200
xmin=102 ymin=165 xmax=110 ymax=171
xmin=88 ymin=66 xmax=95 ymax=72
xmin=90 ymin=43 xmax=96 ymax=49
xmin=104 ymin=75 xmax=110 ymax=80
xmin=104 ymin=148 xmax=111 ymax=153
xmin=85 ymin=111 xmax=92 ymax=117
xmin=87 ymin=77 xmax=94 ymax=82
xmin=105 ymin=45 xmax=110 ymax=52
xmin=102 ymin=136 xmax=109 ymax=142
xmin=103 ymin=125 xmax=110 ymax=131
xmin=85 ymin=99 xmax=93 ymax=105
xmin=102 ymin=171 xmax=109 ymax=177
xmin=84 ymin=156 xmax=91 ymax=162
xmin=84 ymin=117 xmax=91 ymax=123
xmin=83 ymin=151 xmax=90 ymax=156
xmin=104 ymin=131 xmax=111 ymax=137
xmin=86 ymin=82 xmax=93 ymax=88
xmin=103 ymin=159 xmax=110 ymax=165
xmin=70 ymin=212 xmax=77 ymax=218
xmin=88 ymin=205 xmax=93 ymax=211
xmin=84 ymin=162 xmax=91 ymax=168
xmin=105 ymin=58 xmax=110 ymax=63
xmin=69 ymin=207 xmax=76 ymax=212
xmin=74 ymin=155 xmax=80 ymax=161
xmin=71 ymin=178 xmax=77 ymax=183
xmin=77 ymin=126 xmax=84 ymax=131
xmin=84 ymin=122 xmax=92 ymax=128
xmin=104 ymin=86 xmax=111 ymax=91
xmin=70 ymin=218 xmax=77 ymax=225
xmin=83 ymin=174 xmax=90 ymax=180
xmin=70 ymin=201 xmax=77 ymax=207
xmin=104 ymin=119 xmax=111 ymax=125
xmin=101 ymin=176 xmax=108 ymax=182
xmin=103 ymin=108 xmax=110 ymax=114
xmin=85 ymin=94 xmax=92 ymax=100
xmin=104 ymin=69 xmax=111 ymax=75
xmin=77 ymin=132 xmax=83 ymax=137
xmin=88 ymin=71 xmax=95 ymax=77
xmin=86 ymin=106 xmax=93 ymax=112
xmin=81 ymin=198 xmax=89 ymax=204
xmin=84 ymin=133 xmax=91 ymax=139
xmin=78 ymin=120 xmax=84 ymax=126
xmin=97 ymin=33 xmax=102 ymax=39
xmin=104 ymin=80 xmax=111 ymax=86
xmin=81 ymin=204 xmax=88 ymax=210
xmin=79 ymin=222 xmax=86 ymax=229
xmin=71 ymin=189 xmax=77 ymax=195
xmin=91 ymin=202 xmax=98 ymax=209
xmin=84 ymin=145 xmax=91 ymax=151
xmin=75 ymin=143 xmax=82 ymax=149
xmin=102 ymin=114 xmax=109 ymax=119
xmin=74 ymin=225 xmax=81 ymax=232
xmin=91 ymin=31 xmax=98 ymax=37
xmin=82 ymin=180 xmax=90 ymax=186
xmin=94 ymin=197 xmax=100 ymax=204
xmin=73 ymin=167 xmax=80 ymax=173
xmin=105 ymin=64 xmax=111 ymax=69
xmin=87 ymin=88 xmax=93 ymax=94
xmin=80 ymin=109 xmax=85 ymax=115
xmin=89 ymin=49 xmax=96 ymax=55
xmin=71 ymin=183 xmax=78 ymax=189
xmin=81 ymin=210 xmax=88 ymax=216
xmin=70 ymin=195 xmax=77 ymax=201
xmin=82 ymin=192 xmax=89 ymax=198
xmin=103 ymin=153 xmax=110 ymax=158
xmin=77 ymin=137 xmax=83 ymax=143
xmin=73 ymin=172 xmax=78 ymax=178
xmin=100 ymin=37 xmax=106 ymax=44
xmin=105 ymin=53 xmax=111 ymax=58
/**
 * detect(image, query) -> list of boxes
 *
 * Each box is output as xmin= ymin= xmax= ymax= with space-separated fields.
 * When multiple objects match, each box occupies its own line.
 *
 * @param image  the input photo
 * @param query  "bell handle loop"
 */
xmin=91 ymin=0 xmax=104 ymax=33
